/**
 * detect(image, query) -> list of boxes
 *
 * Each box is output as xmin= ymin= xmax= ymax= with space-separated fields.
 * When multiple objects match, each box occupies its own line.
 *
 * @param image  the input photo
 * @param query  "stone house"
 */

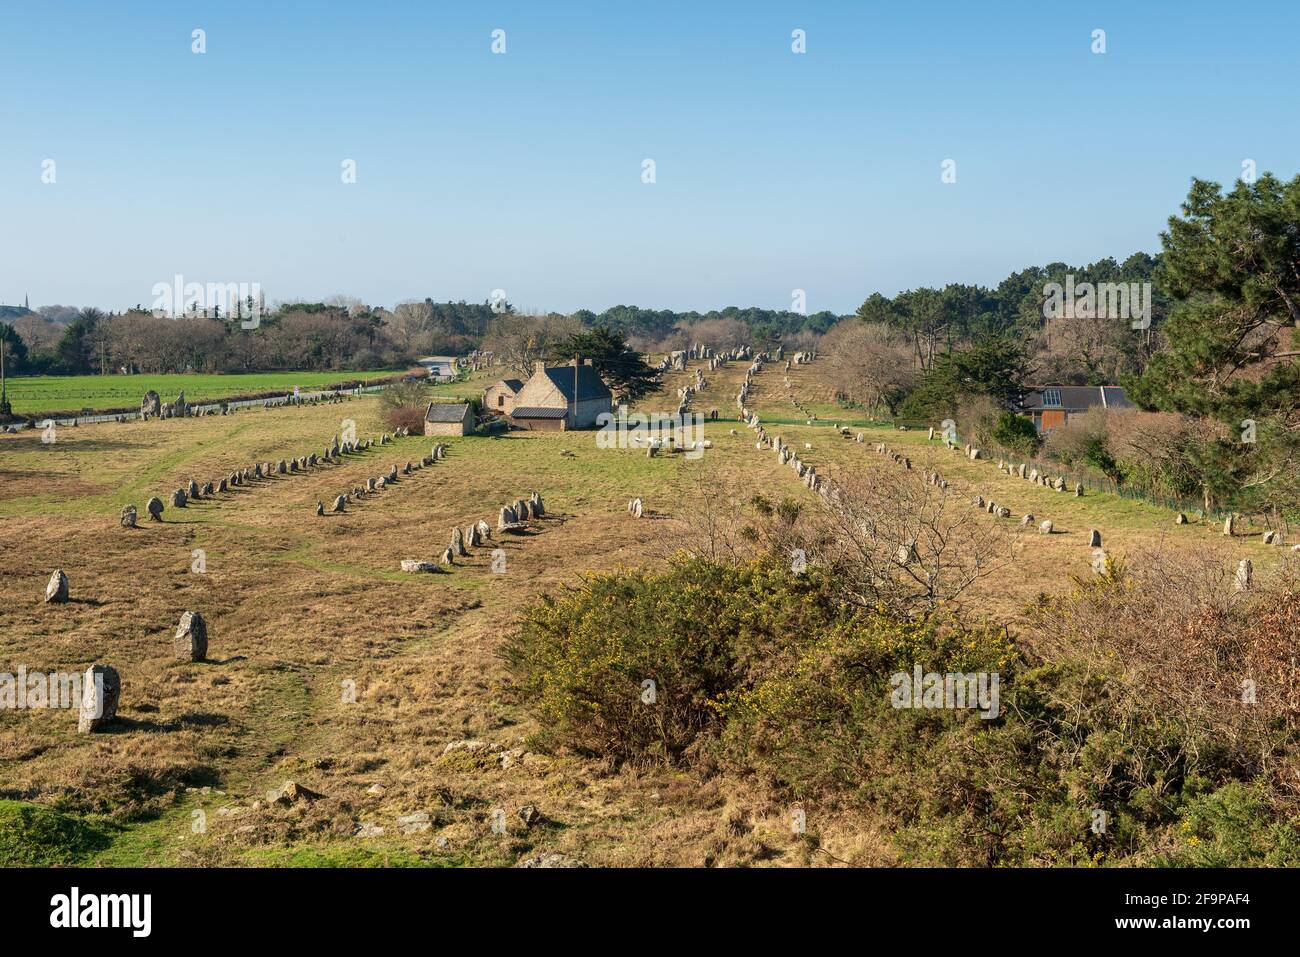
xmin=509 ymin=358 xmax=612 ymax=431
xmin=423 ymin=401 xmax=474 ymax=436
xmin=484 ymin=378 xmax=523 ymax=417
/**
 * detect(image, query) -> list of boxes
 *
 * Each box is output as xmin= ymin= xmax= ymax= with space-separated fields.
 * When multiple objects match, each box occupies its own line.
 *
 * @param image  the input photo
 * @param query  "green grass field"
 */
xmin=4 ymin=370 xmax=406 ymax=415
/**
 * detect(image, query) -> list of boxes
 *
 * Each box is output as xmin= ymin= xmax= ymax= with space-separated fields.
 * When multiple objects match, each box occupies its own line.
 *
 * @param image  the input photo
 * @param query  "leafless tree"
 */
xmin=821 ymin=321 xmax=917 ymax=415
xmin=12 ymin=314 xmax=62 ymax=351
xmin=800 ymin=467 xmax=1016 ymax=618
xmin=481 ymin=312 xmax=583 ymax=377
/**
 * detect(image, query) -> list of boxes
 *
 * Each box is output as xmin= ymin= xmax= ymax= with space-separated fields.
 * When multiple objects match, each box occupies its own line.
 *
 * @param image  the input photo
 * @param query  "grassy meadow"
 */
xmin=0 ymin=354 xmax=1289 ymax=867
xmin=3 ymin=370 xmax=406 ymax=415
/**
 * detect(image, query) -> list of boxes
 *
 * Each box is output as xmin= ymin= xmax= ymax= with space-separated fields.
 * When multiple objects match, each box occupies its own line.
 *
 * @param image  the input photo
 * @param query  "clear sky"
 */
xmin=2 ymin=0 xmax=1297 ymax=315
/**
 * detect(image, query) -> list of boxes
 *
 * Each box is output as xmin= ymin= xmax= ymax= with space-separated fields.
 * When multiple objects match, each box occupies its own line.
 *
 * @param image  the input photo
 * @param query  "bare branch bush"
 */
xmin=1024 ymin=544 xmax=1300 ymax=796
xmin=798 ymin=467 xmax=1018 ymax=619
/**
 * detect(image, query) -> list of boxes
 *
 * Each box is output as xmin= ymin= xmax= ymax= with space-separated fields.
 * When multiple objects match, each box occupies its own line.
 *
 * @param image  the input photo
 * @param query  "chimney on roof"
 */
xmin=534 ymin=360 xmax=546 ymax=375
xmin=583 ymin=358 xmax=593 ymax=366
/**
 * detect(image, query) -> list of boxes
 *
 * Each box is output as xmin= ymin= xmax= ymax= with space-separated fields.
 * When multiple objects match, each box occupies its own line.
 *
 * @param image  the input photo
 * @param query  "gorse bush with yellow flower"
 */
xmin=504 ymin=551 xmax=1300 ymax=866
xmin=501 ymin=556 xmax=846 ymax=764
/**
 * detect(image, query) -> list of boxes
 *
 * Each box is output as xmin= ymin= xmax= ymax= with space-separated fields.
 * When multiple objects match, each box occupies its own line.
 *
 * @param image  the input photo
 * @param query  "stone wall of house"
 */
xmin=424 ymin=420 xmax=468 ymax=436
xmin=572 ymin=395 xmax=611 ymax=429
xmin=484 ymin=383 xmax=518 ymax=416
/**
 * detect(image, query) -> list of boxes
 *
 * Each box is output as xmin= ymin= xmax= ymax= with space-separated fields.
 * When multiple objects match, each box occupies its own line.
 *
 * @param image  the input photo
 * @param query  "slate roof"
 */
xmin=539 ymin=364 xmax=612 ymax=403
xmin=493 ymin=379 xmax=523 ymax=394
xmin=424 ymin=402 xmax=471 ymax=423
xmin=510 ymin=406 xmax=567 ymax=419
xmin=1021 ymin=385 xmax=1133 ymax=412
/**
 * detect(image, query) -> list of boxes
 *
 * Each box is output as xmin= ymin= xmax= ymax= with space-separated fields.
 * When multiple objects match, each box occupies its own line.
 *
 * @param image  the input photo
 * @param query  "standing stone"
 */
xmin=630 ymin=498 xmax=644 ymax=519
xmin=1020 ymin=514 xmax=1035 ymax=526
xmin=1088 ymin=529 xmax=1102 ymax=547
xmin=466 ymin=524 xmax=481 ymax=548
xmin=1174 ymin=513 xmax=1187 ymax=524
xmin=1039 ymin=520 xmax=1053 ymax=535
xmin=278 ymin=460 xmax=287 ymax=474
xmin=147 ymin=497 xmax=165 ymax=521
xmin=331 ymin=495 xmax=346 ymax=513
xmin=171 ymin=489 xmax=187 ymax=508
xmin=315 ymin=501 xmax=325 ymax=516
xmin=187 ymin=479 xmax=200 ymax=499
xmin=120 ymin=505 xmax=138 ymax=528
xmin=1235 ymin=559 xmax=1253 ymax=592
xmin=440 ymin=547 xmax=455 ymax=566
xmin=218 ymin=478 xmax=228 ymax=493
xmin=77 ymin=664 xmax=121 ymax=733
xmin=1262 ymin=530 xmax=1277 ymax=545
xmin=1223 ymin=514 xmax=1235 ymax=537
xmin=44 ymin=569 xmax=69 ymax=604
xmin=366 ymin=478 xmax=377 ymax=492
xmin=477 ymin=520 xmax=492 ymax=541
xmin=451 ymin=526 xmax=467 ymax=557
xmin=140 ymin=390 xmax=161 ymax=419
xmin=498 ymin=506 xmax=516 ymax=529
xmin=174 ymin=611 xmax=208 ymax=662
xmin=530 ymin=492 xmax=544 ymax=516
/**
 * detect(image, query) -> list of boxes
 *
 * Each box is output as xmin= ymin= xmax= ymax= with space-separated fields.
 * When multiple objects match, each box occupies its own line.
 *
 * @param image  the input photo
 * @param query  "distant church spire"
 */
xmin=24 ymin=293 xmax=29 ymax=310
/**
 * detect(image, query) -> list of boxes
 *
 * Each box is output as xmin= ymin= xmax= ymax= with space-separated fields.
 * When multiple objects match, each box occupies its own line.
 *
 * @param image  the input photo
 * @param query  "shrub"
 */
xmin=504 ymin=550 xmax=1300 ymax=865
xmin=718 ymin=615 xmax=1017 ymax=803
xmin=378 ymin=379 xmax=428 ymax=433
xmin=1157 ymin=783 xmax=1300 ymax=867
xmin=501 ymin=557 xmax=842 ymax=764
xmin=991 ymin=410 xmax=1040 ymax=458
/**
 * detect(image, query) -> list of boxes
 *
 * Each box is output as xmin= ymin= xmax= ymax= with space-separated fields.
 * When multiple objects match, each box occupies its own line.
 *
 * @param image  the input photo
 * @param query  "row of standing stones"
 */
xmin=928 ymin=431 xmax=1288 ymax=587
xmin=138 ymin=387 xmax=350 ymax=421
xmin=40 ymin=573 xmax=209 ymax=734
xmin=118 ymin=427 xmax=416 ymax=527
xmin=399 ymin=490 xmax=547 ymax=573
xmin=58 ymin=428 xmax=419 ymax=731
xmin=316 ymin=440 xmax=446 ymax=517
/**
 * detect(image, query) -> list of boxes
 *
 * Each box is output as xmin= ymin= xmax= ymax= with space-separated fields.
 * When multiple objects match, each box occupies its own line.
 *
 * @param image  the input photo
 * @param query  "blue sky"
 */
xmin=2 ymin=0 xmax=1298 ymax=315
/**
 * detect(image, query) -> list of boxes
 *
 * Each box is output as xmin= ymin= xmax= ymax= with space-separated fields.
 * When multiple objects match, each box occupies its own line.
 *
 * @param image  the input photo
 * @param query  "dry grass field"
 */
xmin=0 ymin=356 xmax=1288 ymax=866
